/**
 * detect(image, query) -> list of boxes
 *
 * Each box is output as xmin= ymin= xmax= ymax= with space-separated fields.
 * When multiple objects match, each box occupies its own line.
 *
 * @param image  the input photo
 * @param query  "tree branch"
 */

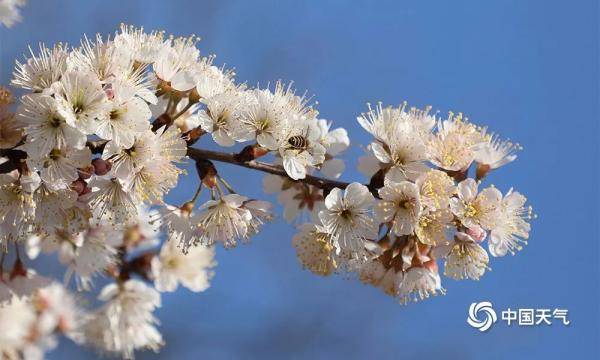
xmin=187 ymin=147 xmax=352 ymax=192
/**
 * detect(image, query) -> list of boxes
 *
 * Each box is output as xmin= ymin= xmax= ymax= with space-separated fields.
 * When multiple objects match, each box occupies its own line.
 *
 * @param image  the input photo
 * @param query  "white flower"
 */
xmin=12 ymin=43 xmax=69 ymax=92
xmin=279 ymin=116 xmax=326 ymax=180
xmin=55 ymin=70 xmax=110 ymax=134
xmin=236 ymin=88 xmax=283 ymax=149
xmin=316 ymin=119 xmax=349 ymax=157
xmin=102 ymin=130 xmax=155 ymax=181
xmin=26 ymin=146 xmax=91 ymax=190
xmin=474 ymin=131 xmax=521 ymax=170
xmin=357 ymin=102 xmax=398 ymax=141
xmin=428 ymin=113 xmax=484 ymax=171
xmin=84 ymin=176 xmax=138 ymax=226
xmin=357 ymin=102 xmax=435 ymax=139
xmin=85 ymin=280 xmax=163 ymax=358
xmin=0 ymin=296 xmax=36 ymax=357
xmin=262 ymin=173 xmax=323 ymax=223
xmin=0 ymin=268 xmax=51 ymax=303
xmin=17 ymin=94 xmax=87 ymax=158
xmin=110 ymin=64 xmax=158 ymax=105
xmin=123 ymin=205 xmax=161 ymax=251
xmin=95 ymin=80 xmax=151 ymax=149
xmin=194 ymin=194 xmax=252 ymax=249
xmin=153 ymin=36 xmax=199 ymax=91
xmin=31 ymin=185 xmax=78 ymax=234
xmin=379 ymin=268 xmax=403 ymax=297
xmin=237 ymin=82 xmax=316 ymax=150
xmin=0 ymin=182 xmax=34 ymax=244
xmin=126 ymin=161 xmax=175 ymax=205
xmin=368 ymin=120 xmax=428 ymax=181
xmin=450 ymin=178 xmax=502 ymax=230
xmin=319 ymin=182 xmax=378 ymax=255
xmin=114 ymin=25 xmax=169 ymax=65
xmin=442 ymin=232 xmax=489 ymax=280
xmin=194 ymin=58 xmax=239 ymax=100
xmin=320 ymin=158 xmax=345 ymax=179
xmin=242 ymin=199 xmax=273 ymax=236
xmin=0 ymin=0 xmax=25 ymax=28
xmin=197 ymin=92 xmax=244 ymax=147
xmin=25 ymin=228 xmax=83 ymax=261
xmin=292 ymin=223 xmax=337 ymax=276
xmin=154 ymin=124 xmax=188 ymax=163
xmin=357 ymin=149 xmax=381 ymax=178
xmin=69 ymin=34 xmax=131 ymax=82
xmin=158 ymin=204 xmax=197 ymax=252
xmin=415 ymin=169 xmax=455 ymax=211
xmin=358 ymin=259 xmax=386 ymax=285
xmin=374 ymin=175 xmax=421 ymax=236
xmin=315 ymin=119 xmax=349 ymax=178
xmin=64 ymin=226 xmax=119 ymax=290
xmin=104 ymin=124 xmax=185 ymax=188
xmin=132 ymin=125 xmax=187 ymax=193
xmin=414 ymin=207 xmax=453 ymax=246
xmin=489 ymin=189 xmax=532 ymax=257
xmin=32 ymin=283 xmax=84 ymax=338
xmin=358 ymin=104 xmax=432 ymax=181
xmin=398 ymin=262 xmax=444 ymax=304
xmin=152 ymin=240 xmax=216 ymax=292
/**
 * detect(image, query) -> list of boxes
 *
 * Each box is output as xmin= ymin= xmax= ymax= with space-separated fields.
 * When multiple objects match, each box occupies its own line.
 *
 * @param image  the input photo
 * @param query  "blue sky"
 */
xmin=1 ymin=0 xmax=598 ymax=359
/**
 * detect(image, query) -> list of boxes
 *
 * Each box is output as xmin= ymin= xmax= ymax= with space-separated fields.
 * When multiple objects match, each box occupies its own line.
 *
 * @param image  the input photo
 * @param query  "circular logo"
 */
xmin=467 ymin=301 xmax=497 ymax=332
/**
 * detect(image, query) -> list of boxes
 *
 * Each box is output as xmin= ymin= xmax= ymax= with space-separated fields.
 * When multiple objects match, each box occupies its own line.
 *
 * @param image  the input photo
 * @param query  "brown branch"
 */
xmin=187 ymin=147 xmax=353 ymax=192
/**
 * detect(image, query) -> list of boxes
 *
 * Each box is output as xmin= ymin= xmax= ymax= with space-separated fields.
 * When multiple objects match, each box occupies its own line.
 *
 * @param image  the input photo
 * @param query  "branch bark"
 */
xmin=2 ymin=137 xmax=370 ymax=195
xmin=187 ymin=147 xmax=352 ymax=192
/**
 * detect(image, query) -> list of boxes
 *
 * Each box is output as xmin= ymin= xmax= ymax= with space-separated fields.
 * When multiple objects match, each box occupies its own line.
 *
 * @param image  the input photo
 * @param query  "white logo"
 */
xmin=467 ymin=301 xmax=497 ymax=332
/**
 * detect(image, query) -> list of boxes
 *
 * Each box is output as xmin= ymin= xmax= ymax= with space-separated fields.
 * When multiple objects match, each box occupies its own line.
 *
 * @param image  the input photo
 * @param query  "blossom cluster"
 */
xmin=291 ymin=104 xmax=533 ymax=303
xmin=0 ymin=24 xmax=533 ymax=359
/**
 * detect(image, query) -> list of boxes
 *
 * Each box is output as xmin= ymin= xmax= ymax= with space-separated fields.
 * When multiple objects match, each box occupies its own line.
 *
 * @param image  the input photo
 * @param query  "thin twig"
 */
xmin=171 ymin=101 xmax=194 ymax=122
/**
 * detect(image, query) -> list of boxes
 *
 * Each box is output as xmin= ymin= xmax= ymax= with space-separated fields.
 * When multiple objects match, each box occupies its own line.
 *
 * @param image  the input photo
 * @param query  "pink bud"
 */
xmin=70 ymin=179 xmax=86 ymax=194
xmin=105 ymin=88 xmax=115 ymax=100
xmin=78 ymin=165 xmax=94 ymax=179
xmin=466 ymin=226 xmax=487 ymax=243
xmin=92 ymin=158 xmax=111 ymax=176
xmin=80 ymin=185 xmax=92 ymax=196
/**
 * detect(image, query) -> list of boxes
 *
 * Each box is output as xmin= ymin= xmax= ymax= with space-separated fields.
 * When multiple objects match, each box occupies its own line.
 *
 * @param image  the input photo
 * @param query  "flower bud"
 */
xmin=466 ymin=226 xmax=487 ymax=243
xmin=80 ymin=185 xmax=92 ymax=196
xmin=185 ymin=126 xmax=206 ymax=146
xmin=70 ymin=179 xmax=86 ymax=194
xmin=151 ymin=113 xmax=172 ymax=132
xmin=180 ymin=201 xmax=195 ymax=215
xmin=104 ymin=88 xmax=115 ymax=100
xmin=196 ymin=159 xmax=217 ymax=188
xmin=188 ymin=87 xmax=201 ymax=104
xmin=78 ymin=165 xmax=95 ymax=179
xmin=92 ymin=158 xmax=112 ymax=176
xmin=476 ymin=163 xmax=491 ymax=181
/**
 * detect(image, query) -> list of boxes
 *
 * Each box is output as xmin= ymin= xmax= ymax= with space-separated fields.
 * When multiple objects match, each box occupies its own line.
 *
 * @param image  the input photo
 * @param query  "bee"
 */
xmin=287 ymin=135 xmax=310 ymax=151
xmin=284 ymin=125 xmax=312 ymax=154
